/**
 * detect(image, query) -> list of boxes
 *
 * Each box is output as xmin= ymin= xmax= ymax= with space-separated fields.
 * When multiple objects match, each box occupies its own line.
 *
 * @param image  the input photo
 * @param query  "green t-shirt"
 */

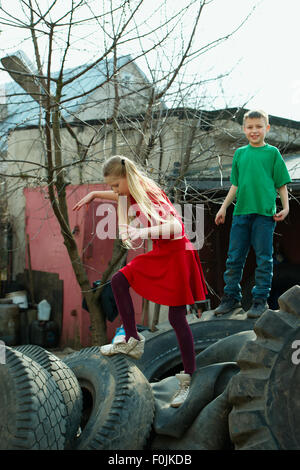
xmin=230 ymin=144 xmax=291 ymax=216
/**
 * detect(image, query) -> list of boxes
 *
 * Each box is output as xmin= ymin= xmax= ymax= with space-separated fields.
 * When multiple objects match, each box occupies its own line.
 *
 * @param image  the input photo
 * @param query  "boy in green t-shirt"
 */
xmin=214 ymin=110 xmax=291 ymax=318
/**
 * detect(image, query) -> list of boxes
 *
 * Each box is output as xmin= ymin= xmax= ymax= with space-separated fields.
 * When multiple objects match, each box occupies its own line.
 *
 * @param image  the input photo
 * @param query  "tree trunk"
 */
xmin=49 ymin=96 xmax=109 ymax=345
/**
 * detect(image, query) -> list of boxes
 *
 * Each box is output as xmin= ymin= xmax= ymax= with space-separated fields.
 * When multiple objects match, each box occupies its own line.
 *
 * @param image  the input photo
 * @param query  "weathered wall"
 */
xmin=24 ymin=184 xmax=144 ymax=346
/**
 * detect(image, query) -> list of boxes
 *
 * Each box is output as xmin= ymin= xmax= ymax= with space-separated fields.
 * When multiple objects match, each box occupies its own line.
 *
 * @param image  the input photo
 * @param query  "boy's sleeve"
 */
xmin=230 ymin=150 xmax=239 ymax=186
xmin=273 ymin=149 xmax=292 ymax=188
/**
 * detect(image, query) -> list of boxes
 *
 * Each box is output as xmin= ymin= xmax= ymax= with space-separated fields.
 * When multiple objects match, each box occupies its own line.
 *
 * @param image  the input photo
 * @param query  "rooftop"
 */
xmin=0 ymin=53 xmax=140 ymax=150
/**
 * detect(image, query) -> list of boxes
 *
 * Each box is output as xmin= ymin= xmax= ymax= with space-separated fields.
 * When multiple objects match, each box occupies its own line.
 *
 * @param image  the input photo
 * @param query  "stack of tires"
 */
xmin=0 ymin=316 xmax=257 ymax=450
xmin=0 ymin=345 xmax=154 ymax=450
xmin=4 ymin=299 xmax=297 ymax=450
xmin=228 ymin=285 xmax=300 ymax=450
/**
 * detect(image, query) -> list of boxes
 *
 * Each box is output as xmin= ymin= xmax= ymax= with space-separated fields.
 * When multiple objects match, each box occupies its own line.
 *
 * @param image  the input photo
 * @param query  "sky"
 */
xmin=202 ymin=0 xmax=300 ymax=122
xmin=0 ymin=0 xmax=299 ymax=122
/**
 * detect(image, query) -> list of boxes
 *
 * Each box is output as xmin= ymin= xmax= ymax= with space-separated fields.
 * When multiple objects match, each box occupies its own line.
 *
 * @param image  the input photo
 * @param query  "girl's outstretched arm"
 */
xmin=72 ymin=190 xmax=118 ymax=211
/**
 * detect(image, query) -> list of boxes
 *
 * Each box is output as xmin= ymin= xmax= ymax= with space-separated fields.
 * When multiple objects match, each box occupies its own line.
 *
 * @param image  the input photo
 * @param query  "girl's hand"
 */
xmin=119 ymin=224 xmax=144 ymax=242
xmin=73 ymin=192 xmax=94 ymax=211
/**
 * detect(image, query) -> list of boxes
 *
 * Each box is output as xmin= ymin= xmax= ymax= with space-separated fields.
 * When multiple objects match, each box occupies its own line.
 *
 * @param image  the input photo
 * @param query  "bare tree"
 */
xmin=0 ymin=0 xmax=258 ymax=345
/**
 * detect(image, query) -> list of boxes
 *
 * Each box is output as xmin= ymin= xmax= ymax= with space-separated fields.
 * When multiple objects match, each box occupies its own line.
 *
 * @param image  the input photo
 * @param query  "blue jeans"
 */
xmin=224 ymin=214 xmax=276 ymax=301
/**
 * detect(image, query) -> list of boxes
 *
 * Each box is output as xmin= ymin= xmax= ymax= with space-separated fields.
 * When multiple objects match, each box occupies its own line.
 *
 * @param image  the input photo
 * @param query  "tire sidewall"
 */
xmin=132 ymin=319 xmax=255 ymax=381
xmin=64 ymin=348 xmax=154 ymax=450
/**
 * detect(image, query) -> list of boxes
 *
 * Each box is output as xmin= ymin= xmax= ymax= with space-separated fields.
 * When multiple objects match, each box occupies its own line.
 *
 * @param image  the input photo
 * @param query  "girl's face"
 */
xmin=105 ymin=176 xmax=130 ymax=196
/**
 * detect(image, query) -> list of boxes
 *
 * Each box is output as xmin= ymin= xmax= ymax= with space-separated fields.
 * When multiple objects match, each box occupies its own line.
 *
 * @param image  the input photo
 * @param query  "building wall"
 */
xmin=24 ymin=184 xmax=144 ymax=346
xmin=73 ymin=62 xmax=154 ymax=123
xmin=4 ymin=112 xmax=300 ymax=346
xmin=5 ymin=116 xmax=229 ymax=277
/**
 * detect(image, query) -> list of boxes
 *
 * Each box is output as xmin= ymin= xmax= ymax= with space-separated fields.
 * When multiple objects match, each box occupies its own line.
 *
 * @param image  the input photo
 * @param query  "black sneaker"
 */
xmin=247 ymin=299 xmax=268 ymax=319
xmin=214 ymin=295 xmax=242 ymax=315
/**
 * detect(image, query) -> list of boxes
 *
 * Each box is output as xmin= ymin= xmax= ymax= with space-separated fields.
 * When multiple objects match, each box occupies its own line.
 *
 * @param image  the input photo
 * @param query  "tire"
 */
xmin=63 ymin=347 xmax=155 ymax=450
xmin=130 ymin=319 xmax=255 ymax=381
xmin=0 ymin=347 xmax=67 ymax=450
xmin=151 ymin=387 xmax=233 ymax=450
xmin=15 ymin=344 xmax=82 ymax=449
xmin=228 ymin=285 xmax=300 ymax=450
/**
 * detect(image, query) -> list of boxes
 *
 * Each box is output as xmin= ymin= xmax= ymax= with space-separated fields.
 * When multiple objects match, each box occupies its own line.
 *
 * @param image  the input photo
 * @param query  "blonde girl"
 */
xmin=73 ymin=155 xmax=207 ymax=407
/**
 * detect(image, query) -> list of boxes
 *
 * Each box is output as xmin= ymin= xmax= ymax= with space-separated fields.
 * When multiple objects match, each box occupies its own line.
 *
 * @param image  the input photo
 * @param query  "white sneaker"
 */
xmin=100 ymin=333 xmax=145 ymax=360
xmin=170 ymin=372 xmax=191 ymax=408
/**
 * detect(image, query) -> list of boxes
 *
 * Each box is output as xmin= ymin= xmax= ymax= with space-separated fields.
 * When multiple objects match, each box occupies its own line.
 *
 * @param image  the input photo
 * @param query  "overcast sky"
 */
xmin=0 ymin=0 xmax=299 ymax=122
xmin=204 ymin=0 xmax=300 ymax=122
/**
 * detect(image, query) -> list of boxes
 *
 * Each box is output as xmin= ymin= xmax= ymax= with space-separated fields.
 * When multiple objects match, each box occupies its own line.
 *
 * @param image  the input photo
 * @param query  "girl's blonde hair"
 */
xmin=103 ymin=155 xmax=174 ymax=248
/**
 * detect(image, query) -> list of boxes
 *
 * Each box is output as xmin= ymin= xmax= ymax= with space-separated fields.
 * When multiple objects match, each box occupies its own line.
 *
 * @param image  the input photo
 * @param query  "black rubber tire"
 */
xmin=0 ymin=346 xmax=67 ymax=450
xmin=15 ymin=344 xmax=82 ymax=449
xmin=130 ymin=319 xmax=255 ymax=381
xmin=63 ymin=347 xmax=155 ymax=450
xmin=228 ymin=285 xmax=300 ymax=450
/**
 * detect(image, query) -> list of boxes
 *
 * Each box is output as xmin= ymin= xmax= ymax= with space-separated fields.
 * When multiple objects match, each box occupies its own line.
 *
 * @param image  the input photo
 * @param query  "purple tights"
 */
xmin=111 ymin=271 xmax=196 ymax=375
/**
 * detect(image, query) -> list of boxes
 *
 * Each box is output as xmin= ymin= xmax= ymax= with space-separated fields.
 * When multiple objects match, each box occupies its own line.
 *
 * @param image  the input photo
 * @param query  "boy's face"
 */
xmin=243 ymin=117 xmax=270 ymax=147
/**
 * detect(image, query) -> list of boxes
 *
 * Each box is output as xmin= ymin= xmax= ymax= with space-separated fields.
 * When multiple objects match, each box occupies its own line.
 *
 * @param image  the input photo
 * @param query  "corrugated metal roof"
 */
xmin=0 ymin=54 xmax=133 ymax=151
xmin=167 ymin=154 xmax=300 ymax=193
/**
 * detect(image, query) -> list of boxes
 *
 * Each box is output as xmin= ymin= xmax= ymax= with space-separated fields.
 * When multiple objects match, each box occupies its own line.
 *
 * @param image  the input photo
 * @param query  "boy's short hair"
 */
xmin=243 ymin=109 xmax=269 ymax=126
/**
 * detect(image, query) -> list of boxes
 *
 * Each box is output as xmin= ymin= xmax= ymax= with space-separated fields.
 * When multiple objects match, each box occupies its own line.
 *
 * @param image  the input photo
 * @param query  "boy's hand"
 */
xmin=273 ymin=208 xmax=289 ymax=222
xmin=215 ymin=207 xmax=226 ymax=225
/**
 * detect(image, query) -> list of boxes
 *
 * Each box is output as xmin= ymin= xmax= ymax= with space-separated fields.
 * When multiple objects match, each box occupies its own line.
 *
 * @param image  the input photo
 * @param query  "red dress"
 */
xmin=120 ymin=192 xmax=207 ymax=306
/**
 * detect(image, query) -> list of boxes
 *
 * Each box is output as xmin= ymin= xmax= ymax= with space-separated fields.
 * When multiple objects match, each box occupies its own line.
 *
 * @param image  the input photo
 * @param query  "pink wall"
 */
xmin=24 ymin=185 xmax=144 ymax=347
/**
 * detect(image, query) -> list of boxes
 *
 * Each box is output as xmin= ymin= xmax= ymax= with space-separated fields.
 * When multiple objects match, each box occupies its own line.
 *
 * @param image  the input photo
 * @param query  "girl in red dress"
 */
xmin=73 ymin=155 xmax=207 ymax=407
